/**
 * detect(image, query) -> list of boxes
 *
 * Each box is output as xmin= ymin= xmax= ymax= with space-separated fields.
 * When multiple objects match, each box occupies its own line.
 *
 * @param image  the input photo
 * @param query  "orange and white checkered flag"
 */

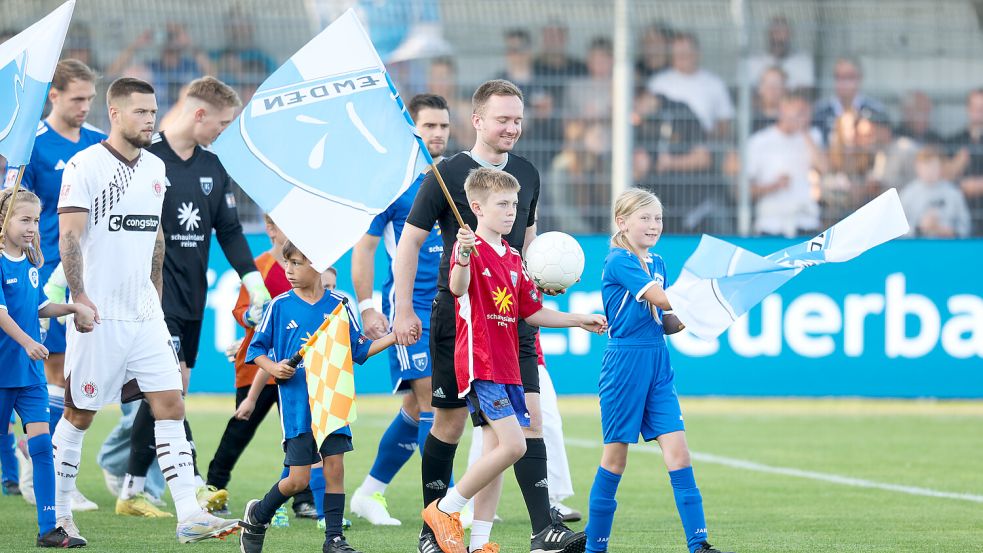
xmin=303 ymin=302 xmax=357 ymax=444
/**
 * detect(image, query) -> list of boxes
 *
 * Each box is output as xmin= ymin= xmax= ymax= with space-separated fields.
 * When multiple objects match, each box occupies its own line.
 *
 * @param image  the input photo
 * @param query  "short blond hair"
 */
xmin=472 ymin=79 xmax=523 ymax=116
xmin=464 ymin=168 xmax=520 ymax=204
xmin=186 ymin=76 xmax=242 ymax=109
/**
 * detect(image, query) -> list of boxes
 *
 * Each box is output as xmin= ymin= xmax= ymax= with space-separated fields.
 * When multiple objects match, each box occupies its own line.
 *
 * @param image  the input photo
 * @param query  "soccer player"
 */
xmin=393 ymin=79 xmax=585 ymax=553
xmin=0 ymin=188 xmax=96 ymax=547
xmin=19 ymin=59 xmax=105 ymax=511
xmin=52 ymin=77 xmax=240 ymax=544
xmin=421 ymin=168 xmax=606 ymax=553
xmin=237 ymin=241 xmax=395 ymax=553
xmin=112 ymin=76 xmax=271 ymax=517
xmin=584 ymin=188 xmax=732 ymax=553
xmin=349 ymin=93 xmax=450 ymax=526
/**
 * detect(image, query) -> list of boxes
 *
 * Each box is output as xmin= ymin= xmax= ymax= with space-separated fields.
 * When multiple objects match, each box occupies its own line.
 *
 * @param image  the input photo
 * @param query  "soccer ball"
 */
xmin=524 ymin=232 xmax=585 ymax=292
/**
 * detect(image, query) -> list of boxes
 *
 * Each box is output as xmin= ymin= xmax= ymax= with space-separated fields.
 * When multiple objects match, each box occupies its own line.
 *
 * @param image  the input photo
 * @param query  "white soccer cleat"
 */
xmin=71 ymin=488 xmax=99 ymax=511
xmin=176 ymin=511 xmax=241 ymax=543
xmin=56 ymin=516 xmax=87 ymax=546
xmin=350 ymin=486 xmax=401 ymax=526
xmin=16 ymin=442 xmax=35 ymax=505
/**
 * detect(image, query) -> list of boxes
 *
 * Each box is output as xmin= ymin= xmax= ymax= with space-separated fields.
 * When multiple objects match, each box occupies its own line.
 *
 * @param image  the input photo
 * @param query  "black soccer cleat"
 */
xmin=529 ymin=507 xmax=587 ymax=553
xmin=3 ymin=480 xmax=21 ymax=496
xmin=293 ymin=501 xmax=318 ymax=519
xmin=239 ymin=499 xmax=269 ymax=553
xmin=37 ymin=526 xmax=86 ymax=548
xmin=418 ymin=531 xmax=441 ymax=553
xmin=694 ymin=543 xmax=734 ymax=553
xmin=323 ymin=535 xmax=361 ymax=553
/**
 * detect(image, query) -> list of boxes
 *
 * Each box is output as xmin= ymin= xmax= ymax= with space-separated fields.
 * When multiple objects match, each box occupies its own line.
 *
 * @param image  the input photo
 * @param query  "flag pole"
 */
xmin=0 ymin=166 xmax=27 ymax=246
xmin=277 ymin=299 xmax=346 ymax=383
xmin=429 ymin=162 xmax=478 ymax=256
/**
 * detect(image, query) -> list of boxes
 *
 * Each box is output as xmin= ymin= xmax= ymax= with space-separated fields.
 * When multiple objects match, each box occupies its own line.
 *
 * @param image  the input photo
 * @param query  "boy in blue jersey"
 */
xmin=349 ymin=93 xmax=449 ymax=526
xmin=239 ymin=241 xmax=395 ymax=553
xmin=585 ymin=188 xmax=731 ymax=553
xmin=0 ymin=188 xmax=95 ymax=546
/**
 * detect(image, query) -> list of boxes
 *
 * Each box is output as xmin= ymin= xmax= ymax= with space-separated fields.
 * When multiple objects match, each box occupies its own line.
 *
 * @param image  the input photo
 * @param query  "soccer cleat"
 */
xmin=17 ymin=442 xmax=35 ymax=504
xmin=421 ymin=500 xmax=466 ymax=553
xmin=197 ymin=485 xmax=230 ymax=513
xmin=694 ymin=542 xmax=734 ymax=553
xmin=238 ymin=499 xmax=268 ymax=553
xmin=71 ymin=489 xmax=98 ymax=511
xmin=317 ymin=518 xmax=352 ymax=531
xmin=323 ymin=535 xmax=361 ymax=553
xmin=2 ymin=480 xmax=21 ymax=495
xmin=271 ymin=506 xmax=290 ymax=528
xmin=293 ymin=500 xmax=318 ymax=519
xmin=418 ymin=531 xmax=441 ymax=553
xmin=102 ymin=469 xmax=123 ymax=496
xmin=551 ymin=502 xmax=582 ymax=523
xmin=37 ymin=526 xmax=87 ymax=548
xmin=471 ymin=543 xmax=500 ymax=553
xmin=350 ymin=487 xmax=401 ymax=526
xmin=56 ymin=517 xmax=86 ymax=547
xmin=529 ymin=507 xmax=587 ymax=553
xmin=116 ymin=492 xmax=173 ymax=518
xmin=176 ymin=511 xmax=241 ymax=543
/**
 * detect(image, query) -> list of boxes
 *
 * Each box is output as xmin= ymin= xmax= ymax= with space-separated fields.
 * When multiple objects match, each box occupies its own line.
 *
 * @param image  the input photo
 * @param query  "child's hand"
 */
xmin=578 ymin=314 xmax=608 ymax=335
xmin=234 ymin=397 xmax=256 ymax=420
xmin=73 ymin=303 xmax=96 ymax=333
xmin=456 ymin=226 xmax=476 ymax=256
xmin=269 ymin=362 xmax=296 ymax=381
xmin=23 ymin=340 xmax=49 ymax=361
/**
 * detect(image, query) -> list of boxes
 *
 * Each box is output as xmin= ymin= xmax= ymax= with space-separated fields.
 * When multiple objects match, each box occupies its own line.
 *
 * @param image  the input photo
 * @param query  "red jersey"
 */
xmin=452 ymin=237 xmax=543 ymax=396
xmin=535 ymin=332 xmax=545 ymax=367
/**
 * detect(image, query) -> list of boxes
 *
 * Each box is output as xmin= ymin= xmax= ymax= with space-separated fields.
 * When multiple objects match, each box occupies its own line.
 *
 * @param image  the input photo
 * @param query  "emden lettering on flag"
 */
xmin=305 ymin=302 xmax=357 ymax=443
xmin=211 ymin=8 xmax=432 ymax=271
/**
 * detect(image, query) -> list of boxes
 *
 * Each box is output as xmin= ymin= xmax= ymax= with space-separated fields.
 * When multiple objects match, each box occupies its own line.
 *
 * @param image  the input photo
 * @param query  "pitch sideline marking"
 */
xmin=563 ymin=437 xmax=983 ymax=504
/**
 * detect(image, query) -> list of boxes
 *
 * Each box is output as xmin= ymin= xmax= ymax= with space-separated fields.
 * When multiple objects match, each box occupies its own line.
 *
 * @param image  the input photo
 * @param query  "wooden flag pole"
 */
xmin=430 ymin=162 xmax=478 ymax=256
xmin=0 ymin=166 xmax=27 ymax=247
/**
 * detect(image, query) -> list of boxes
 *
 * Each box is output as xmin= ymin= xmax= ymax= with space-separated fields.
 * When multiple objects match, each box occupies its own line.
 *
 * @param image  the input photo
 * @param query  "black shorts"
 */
xmin=429 ymin=291 xmax=541 ymax=409
xmin=283 ymin=432 xmax=354 ymax=466
xmin=165 ymin=316 xmax=203 ymax=369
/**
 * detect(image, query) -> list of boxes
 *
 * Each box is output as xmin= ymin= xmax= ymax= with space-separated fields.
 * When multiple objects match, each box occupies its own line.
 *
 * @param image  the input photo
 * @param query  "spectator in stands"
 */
xmin=945 ymin=89 xmax=983 ymax=235
xmin=753 ymin=66 xmax=788 ymax=132
xmin=896 ymin=91 xmax=942 ymax=145
xmin=498 ymin=28 xmax=535 ymax=91
xmin=813 ymin=57 xmax=885 ymax=146
xmin=63 ymin=22 xmax=99 ymax=71
xmin=821 ymin=108 xmax=882 ymax=224
xmin=900 ymin=146 xmax=971 ymax=238
xmin=427 ymin=57 xmax=472 ymax=152
xmin=747 ymin=16 xmax=815 ymax=90
xmin=635 ymin=23 xmax=674 ymax=83
xmin=533 ymin=21 xmax=587 ymax=108
xmin=745 ymin=93 xmax=823 ymax=237
xmin=648 ymin=32 xmax=734 ymax=139
xmin=545 ymin=120 xmax=611 ymax=233
xmin=868 ymin=109 xmax=920 ymax=192
xmin=565 ymin=37 xmax=614 ymax=121
xmin=211 ymin=8 xmax=277 ymax=104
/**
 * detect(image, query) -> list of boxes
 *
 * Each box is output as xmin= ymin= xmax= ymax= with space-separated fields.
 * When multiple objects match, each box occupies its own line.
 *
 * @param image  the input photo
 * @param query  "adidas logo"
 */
xmin=424 ymin=479 xmax=446 ymax=490
xmin=534 ymin=478 xmax=549 ymax=488
xmin=482 ymin=268 xmax=491 ymax=277
xmin=286 ymin=320 xmax=298 ymax=330
xmin=398 ymin=442 xmax=418 ymax=452
xmin=433 ymin=387 xmax=446 ymax=399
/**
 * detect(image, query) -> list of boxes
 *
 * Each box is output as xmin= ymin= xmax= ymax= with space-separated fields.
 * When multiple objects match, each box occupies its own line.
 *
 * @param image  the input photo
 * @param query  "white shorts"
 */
xmin=65 ymin=318 xmax=182 ymax=410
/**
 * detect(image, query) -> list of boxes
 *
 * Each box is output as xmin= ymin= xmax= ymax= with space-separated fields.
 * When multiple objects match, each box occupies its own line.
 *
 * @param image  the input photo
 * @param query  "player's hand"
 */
xmin=225 ymin=338 xmax=244 ymax=362
xmin=577 ymin=314 xmax=608 ymax=335
xmin=242 ymin=272 xmax=272 ymax=325
xmin=73 ymin=293 xmax=100 ymax=324
xmin=234 ymin=397 xmax=256 ymax=421
xmin=72 ymin=303 xmax=96 ymax=333
xmin=539 ymin=277 xmax=579 ymax=296
xmin=360 ymin=308 xmax=389 ymax=340
xmin=268 ymin=362 xmax=296 ymax=381
xmin=22 ymin=340 xmax=49 ymax=361
xmin=393 ymin=309 xmax=422 ymax=346
xmin=456 ymin=226 xmax=475 ymax=256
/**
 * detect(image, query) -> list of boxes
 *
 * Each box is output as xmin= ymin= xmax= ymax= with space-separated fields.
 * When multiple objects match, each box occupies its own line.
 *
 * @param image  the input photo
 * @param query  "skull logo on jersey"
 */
xmin=152 ymin=179 xmax=164 ymax=198
xmin=81 ymin=381 xmax=98 ymax=398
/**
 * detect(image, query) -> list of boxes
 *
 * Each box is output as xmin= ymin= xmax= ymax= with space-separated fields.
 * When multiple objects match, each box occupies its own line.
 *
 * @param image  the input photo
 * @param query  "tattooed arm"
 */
xmin=58 ymin=209 xmax=100 ymax=323
xmin=152 ymin=226 xmax=164 ymax=302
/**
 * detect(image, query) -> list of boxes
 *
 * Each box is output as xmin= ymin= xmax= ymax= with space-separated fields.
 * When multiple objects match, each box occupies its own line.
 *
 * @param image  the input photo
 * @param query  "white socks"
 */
xmin=120 ymin=474 xmax=146 ymax=500
xmin=52 ymin=418 xmax=86 ymax=519
xmin=360 ymin=475 xmax=387 ymax=496
xmin=437 ymin=487 xmax=469 ymax=514
xmin=470 ymin=520 xmax=493 ymax=551
xmin=154 ymin=419 xmax=200 ymax=521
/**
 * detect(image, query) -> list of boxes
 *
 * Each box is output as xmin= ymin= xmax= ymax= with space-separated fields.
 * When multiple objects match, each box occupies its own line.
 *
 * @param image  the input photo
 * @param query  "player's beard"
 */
xmin=58 ymin=110 xmax=84 ymax=130
xmin=124 ymin=128 xmax=152 ymax=149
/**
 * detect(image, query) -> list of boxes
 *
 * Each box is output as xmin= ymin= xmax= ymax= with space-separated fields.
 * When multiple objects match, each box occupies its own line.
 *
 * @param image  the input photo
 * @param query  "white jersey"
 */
xmin=58 ymin=142 xmax=167 ymax=321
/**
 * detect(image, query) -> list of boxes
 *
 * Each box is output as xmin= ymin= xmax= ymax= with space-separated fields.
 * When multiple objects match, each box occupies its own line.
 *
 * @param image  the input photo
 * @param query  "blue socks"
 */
xmin=417 ymin=411 xmax=433 ymax=455
xmin=28 ymin=434 xmax=56 ymax=535
xmin=368 ymin=409 xmax=418 ymax=484
xmin=0 ymin=431 xmax=18 ymax=485
xmin=585 ymin=466 xmax=621 ymax=552
xmin=669 ymin=467 xmax=708 ymax=552
xmin=47 ymin=386 xmax=64 ymax=436
xmin=310 ymin=466 xmax=326 ymax=519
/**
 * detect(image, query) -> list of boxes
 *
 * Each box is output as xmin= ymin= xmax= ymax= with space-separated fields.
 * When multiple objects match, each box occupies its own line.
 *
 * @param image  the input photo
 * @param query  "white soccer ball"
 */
xmin=524 ymin=232 xmax=585 ymax=292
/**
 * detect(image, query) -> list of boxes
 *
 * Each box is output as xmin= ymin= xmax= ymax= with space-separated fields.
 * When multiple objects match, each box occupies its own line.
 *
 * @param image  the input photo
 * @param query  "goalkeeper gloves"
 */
xmin=43 ymin=263 xmax=70 ymax=325
xmin=241 ymin=271 xmax=271 ymax=326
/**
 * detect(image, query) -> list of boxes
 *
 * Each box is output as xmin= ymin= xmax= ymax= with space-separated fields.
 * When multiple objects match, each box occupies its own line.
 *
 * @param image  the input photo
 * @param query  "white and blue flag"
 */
xmin=212 ymin=8 xmax=432 ymax=271
xmin=667 ymin=188 xmax=910 ymax=341
xmin=0 ymin=1 xmax=75 ymax=168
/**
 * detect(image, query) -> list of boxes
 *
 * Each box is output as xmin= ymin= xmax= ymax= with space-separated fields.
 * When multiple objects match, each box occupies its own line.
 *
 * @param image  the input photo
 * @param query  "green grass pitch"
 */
xmin=1 ymin=396 xmax=980 ymax=552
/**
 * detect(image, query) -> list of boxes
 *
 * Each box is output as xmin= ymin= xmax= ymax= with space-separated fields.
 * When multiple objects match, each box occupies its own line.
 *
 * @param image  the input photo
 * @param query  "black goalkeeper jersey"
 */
xmin=150 ymin=132 xmax=255 ymax=321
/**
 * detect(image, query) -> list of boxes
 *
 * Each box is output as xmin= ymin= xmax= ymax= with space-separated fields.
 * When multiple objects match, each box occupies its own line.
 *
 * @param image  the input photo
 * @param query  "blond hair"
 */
xmin=0 ymin=188 xmax=44 ymax=267
xmin=472 ymin=79 xmax=523 ymax=116
xmin=464 ymin=167 xmax=520 ymax=204
xmin=611 ymin=188 xmax=662 ymax=253
xmin=185 ymin=76 xmax=242 ymax=109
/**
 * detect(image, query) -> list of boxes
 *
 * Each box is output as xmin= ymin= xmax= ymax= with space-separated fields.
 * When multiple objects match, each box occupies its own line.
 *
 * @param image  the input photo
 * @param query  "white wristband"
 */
xmin=358 ymin=299 xmax=375 ymax=313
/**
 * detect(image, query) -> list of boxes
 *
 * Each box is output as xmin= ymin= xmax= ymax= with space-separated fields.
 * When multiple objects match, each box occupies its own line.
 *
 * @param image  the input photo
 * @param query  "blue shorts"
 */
xmin=38 ymin=263 xmax=67 ymax=354
xmin=389 ymin=331 xmax=432 ymax=393
xmin=282 ymin=432 xmax=354 ymax=466
xmin=0 ymin=384 xmax=50 ymax=432
xmin=598 ymin=342 xmax=684 ymax=444
xmin=465 ymin=380 xmax=530 ymax=428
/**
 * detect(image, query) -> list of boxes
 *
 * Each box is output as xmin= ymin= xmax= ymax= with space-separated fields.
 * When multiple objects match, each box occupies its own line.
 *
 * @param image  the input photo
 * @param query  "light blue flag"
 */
xmin=212 ymin=8 xmax=432 ymax=271
xmin=667 ymin=188 xmax=910 ymax=340
xmin=0 ymin=1 xmax=75 ymax=168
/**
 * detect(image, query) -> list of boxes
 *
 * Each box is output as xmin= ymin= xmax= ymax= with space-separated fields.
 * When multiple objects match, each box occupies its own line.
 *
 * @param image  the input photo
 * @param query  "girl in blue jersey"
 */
xmin=584 ymin=189 xmax=732 ymax=553
xmin=0 ymin=188 xmax=95 ymax=547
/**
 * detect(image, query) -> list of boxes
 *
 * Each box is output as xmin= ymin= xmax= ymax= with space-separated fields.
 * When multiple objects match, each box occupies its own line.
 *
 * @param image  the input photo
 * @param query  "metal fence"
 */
xmin=4 ymin=0 xmax=983 ymax=236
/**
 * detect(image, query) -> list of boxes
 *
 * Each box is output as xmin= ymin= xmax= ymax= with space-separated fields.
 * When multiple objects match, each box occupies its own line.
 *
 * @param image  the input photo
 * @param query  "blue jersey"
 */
xmin=21 ymin=121 xmax=106 ymax=265
xmin=601 ymin=247 xmax=668 ymax=345
xmin=0 ymin=253 xmax=49 ymax=388
xmin=246 ymin=289 xmax=373 ymax=441
xmin=366 ymin=174 xmax=442 ymax=326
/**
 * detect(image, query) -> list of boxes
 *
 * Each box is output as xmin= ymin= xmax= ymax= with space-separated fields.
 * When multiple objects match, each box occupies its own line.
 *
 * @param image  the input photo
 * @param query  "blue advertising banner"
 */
xmin=192 ymin=235 xmax=982 ymax=398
